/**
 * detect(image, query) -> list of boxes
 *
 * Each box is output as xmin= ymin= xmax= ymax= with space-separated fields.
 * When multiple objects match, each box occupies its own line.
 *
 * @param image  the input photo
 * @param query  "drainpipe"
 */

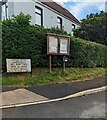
xmin=0 ymin=1 xmax=2 ymax=20
xmin=5 ymin=2 xmax=7 ymax=19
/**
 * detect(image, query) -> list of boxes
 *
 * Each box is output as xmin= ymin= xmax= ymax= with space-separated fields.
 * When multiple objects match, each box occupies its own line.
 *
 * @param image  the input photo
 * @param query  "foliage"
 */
xmin=73 ymin=11 xmax=107 ymax=45
xmin=69 ymin=37 xmax=106 ymax=68
xmin=2 ymin=13 xmax=107 ymax=71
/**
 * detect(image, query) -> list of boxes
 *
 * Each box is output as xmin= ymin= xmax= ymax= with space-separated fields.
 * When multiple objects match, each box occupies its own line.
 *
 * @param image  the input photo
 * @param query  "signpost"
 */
xmin=47 ymin=33 xmax=70 ymax=72
xmin=6 ymin=59 xmax=32 ymax=75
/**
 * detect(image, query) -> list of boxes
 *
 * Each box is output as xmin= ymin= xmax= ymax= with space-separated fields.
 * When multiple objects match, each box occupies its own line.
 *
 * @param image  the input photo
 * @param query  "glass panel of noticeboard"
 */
xmin=49 ymin=36 xmax=58 ymax=53
xmin=60 ymin=38 xmax=68 ymax=54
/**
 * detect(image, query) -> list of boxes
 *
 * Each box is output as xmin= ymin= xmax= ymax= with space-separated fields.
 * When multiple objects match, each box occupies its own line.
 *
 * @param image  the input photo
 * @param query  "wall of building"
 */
xmin=6 ymin=0 xmax=79 ymax=33
xmin=36 ymin=1 xmax=74 ymax=33
xmin=8 ymin=2 xmax=14 ymax=18
xmin=7 ymin=0 xmax=35 ymax=24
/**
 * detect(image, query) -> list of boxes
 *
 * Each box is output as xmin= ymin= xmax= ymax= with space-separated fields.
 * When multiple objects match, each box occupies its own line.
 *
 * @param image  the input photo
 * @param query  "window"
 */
xmin=72 ymin=24 xmax=75 ymax=29
xmin=35 ymin=6 xmax=43 ymax=26
xmin=57 ymin=17 xmax=62 ymax=29
xmin=2 ymin=2 xmax=8 ymax=20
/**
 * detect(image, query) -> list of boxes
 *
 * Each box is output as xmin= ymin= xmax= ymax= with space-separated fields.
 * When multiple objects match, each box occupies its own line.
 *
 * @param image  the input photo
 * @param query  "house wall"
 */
xmin=35 ymin=1 xmax=78 ymax=33
xmin=8 ymin=0 xmax=35 ymax=24
xmin=8 ymin=2 xmax=14 ymax=18
xmin=6 ymin=0 xmax=79 ymax=33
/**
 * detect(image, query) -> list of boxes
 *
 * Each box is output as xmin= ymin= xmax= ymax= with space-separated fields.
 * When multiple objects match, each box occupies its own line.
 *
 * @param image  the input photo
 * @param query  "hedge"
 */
xmin=2 ymin=13 xmax=107 ymax=71
xmin=69 ymin=37 xmax=106 ymax=68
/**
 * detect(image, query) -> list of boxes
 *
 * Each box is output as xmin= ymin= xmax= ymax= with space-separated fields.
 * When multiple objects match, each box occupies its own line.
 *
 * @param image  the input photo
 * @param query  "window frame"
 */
xmin=72 ymin=24 xmax=75 ymax=29
xmin=35 ymin=6 xmax=43 ymax=26
xmin=2 ymin=2 xmax=8 ymax=20
xmin=57 ymin=17 xmax=62 ymax=29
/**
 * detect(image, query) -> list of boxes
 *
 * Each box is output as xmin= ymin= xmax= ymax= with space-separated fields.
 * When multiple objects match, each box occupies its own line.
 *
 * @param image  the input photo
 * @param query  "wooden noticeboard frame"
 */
xmin=47 ymin=33 xmax=70 ymax=56
xmin=47 ymin=33 xmax=70 ymax=72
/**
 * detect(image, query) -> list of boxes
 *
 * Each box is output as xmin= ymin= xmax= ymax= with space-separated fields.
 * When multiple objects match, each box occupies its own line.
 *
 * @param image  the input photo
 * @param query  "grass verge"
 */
xmin=1 ymin=67 xmax=106 ymax=86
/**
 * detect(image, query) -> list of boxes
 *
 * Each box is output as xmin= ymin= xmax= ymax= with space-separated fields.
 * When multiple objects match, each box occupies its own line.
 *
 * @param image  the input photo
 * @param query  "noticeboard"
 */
xmin=6 ymin=59 xmax=31 ymax=73
xmin=47 ymin=33 xmax=70 ymax=56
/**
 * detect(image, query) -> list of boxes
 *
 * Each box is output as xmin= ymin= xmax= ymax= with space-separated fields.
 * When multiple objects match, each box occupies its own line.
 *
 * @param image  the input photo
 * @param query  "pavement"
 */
xmin=2 ymin=91 xmax=106 ymax=118
xmin=0 ymin=75 xmax=107 ymax=109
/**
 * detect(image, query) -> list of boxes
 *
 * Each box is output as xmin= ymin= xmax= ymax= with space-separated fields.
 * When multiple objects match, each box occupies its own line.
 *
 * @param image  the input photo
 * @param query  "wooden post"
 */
xmin=49 ymin=55 xmax=52 ymax=73
xmin=30 ymin=71 xmax=32 ymax=77
xmin=63 ymin=61 xmax=65 ymax=72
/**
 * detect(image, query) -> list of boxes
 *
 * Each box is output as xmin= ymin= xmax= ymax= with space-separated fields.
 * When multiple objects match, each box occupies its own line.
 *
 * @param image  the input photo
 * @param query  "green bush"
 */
xmin=68 ymin=37 xmax=106 ymax=68
xmin=2 ymin=13 xmax=107 ymax=71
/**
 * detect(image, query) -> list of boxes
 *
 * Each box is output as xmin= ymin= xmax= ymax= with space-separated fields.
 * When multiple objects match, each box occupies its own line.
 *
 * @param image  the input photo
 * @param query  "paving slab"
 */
xmin=1 ymin=89 xmax=48 ymax=107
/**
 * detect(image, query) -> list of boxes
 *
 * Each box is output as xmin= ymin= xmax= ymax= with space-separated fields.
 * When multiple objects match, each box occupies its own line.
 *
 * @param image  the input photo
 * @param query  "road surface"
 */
xmin=2 ymin=90 xmax=106 ymax=118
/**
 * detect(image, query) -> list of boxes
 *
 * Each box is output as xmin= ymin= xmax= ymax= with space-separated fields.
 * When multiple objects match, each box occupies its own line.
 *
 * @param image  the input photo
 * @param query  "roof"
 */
xmin=39 ymin=0 xmax=80 ymax=24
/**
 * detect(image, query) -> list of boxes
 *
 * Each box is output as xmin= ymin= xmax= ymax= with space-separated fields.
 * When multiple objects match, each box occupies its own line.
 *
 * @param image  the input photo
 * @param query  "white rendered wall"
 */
xmin=7 ymin=0 xmax=79 ymax=33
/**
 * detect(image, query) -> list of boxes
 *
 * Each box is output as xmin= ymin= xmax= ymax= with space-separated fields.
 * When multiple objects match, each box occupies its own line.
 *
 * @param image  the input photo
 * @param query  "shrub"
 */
xmin=69 ymin=37 xmax=106 ymax=68
xmin=2 ymin=13 xmax=107 ymax=72
xmin=73 ymin=11 xmax=106 ymax=45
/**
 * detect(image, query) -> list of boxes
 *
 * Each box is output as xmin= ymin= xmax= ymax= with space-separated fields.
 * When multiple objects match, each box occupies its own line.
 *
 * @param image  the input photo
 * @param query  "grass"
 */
xmin=1 ymin=67 xmax=106 ymax=86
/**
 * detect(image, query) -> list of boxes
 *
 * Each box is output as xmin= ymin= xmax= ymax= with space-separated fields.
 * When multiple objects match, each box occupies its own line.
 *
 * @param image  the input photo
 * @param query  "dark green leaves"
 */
xmin=73 ymin=11 xmax=106 ymax=45
xmin=2 ymin=13 xmax=107 ymax=72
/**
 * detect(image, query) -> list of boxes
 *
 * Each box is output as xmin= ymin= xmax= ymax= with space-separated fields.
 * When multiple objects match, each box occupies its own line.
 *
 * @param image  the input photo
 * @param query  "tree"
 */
xmin=73 ymin=11 xmax=107 ymax=45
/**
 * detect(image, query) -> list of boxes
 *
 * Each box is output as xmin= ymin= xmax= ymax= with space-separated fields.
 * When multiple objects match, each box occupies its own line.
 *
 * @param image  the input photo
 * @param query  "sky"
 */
xmin=53 ymin=0 xmax=106 ymax=20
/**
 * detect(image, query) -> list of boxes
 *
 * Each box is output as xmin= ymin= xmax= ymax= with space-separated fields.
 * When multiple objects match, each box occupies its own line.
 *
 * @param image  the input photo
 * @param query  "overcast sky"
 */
xmin=53 ymin=0 xmax=106 ymax=20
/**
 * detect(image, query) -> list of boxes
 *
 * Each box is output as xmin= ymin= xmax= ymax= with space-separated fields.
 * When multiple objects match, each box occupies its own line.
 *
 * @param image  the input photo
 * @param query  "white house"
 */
xmin=1 ymin=0 xmax=80 ymax=33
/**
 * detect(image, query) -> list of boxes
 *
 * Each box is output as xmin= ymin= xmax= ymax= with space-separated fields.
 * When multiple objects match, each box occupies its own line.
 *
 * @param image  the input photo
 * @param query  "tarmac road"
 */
xmin=2 ymin=90 xmax=106 ymax=118
xmin=2 ymin=75 xmax=106 ymax=99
